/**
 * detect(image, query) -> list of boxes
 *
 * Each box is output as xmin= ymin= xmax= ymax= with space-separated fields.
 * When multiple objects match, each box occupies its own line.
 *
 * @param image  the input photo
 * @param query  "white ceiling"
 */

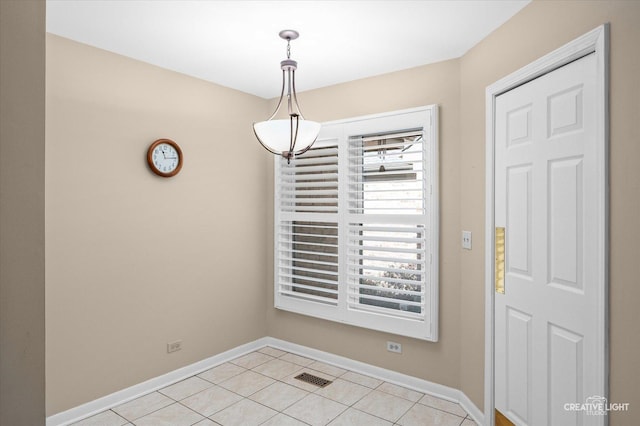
xmin=46 ymin=0 xmax=530 ymax=99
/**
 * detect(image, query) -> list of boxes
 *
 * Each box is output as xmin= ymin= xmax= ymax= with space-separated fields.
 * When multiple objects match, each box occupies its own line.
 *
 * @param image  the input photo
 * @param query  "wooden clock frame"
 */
xmin=147 ymin=138 xmax=183 ymax=178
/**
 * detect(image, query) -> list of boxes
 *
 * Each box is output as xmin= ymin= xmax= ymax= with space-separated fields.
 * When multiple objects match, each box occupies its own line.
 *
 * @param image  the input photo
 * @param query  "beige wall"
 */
xmin=266 ymin=59 xmax=464 ymax=390
xmin=45 ymin=35 xmax=271 ymax=415
xmin=458 ymin=1 xmax=640 ymax=423
xmin=0 ymin=0 xmax=47 ymax=424
xmin=5 ymin=0 xmax=637 ymax=422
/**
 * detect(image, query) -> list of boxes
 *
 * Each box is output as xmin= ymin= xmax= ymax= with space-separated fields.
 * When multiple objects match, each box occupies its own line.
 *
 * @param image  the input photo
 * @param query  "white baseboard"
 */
xmin=47 ymin=336 xmax=484 ymax=426
xmin=46 ymin=338 xmax=269 ymax=426
xmin=264 ymin=337 xmax=484 ymax=425
xmin=458 ymin=391 xmax=485 ymax=425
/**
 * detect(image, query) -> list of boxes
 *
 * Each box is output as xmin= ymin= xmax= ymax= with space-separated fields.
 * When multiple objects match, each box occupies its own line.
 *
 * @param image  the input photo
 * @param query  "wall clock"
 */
xmin=147 ymin=139 xmax=183 ymax=177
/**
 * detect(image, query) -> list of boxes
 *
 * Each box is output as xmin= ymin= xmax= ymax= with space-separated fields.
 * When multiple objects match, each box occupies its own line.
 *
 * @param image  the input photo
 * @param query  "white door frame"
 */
xmin=484 ymin=25 xmax=609 ymax=426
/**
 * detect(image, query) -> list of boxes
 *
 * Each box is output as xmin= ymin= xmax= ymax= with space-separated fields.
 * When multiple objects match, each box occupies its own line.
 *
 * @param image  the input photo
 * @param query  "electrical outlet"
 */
xmin=462 ymin=230 xmax=472 ymax=250
xmin=386 ymin=341 xmax=402 ymax=354
xmin=167 ymin=340 xmax=182 ymax=353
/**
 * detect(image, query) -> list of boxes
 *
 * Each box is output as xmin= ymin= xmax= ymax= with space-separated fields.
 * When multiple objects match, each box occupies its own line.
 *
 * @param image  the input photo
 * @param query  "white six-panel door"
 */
xmin=494 ymin=53 xmax=604 ymax=426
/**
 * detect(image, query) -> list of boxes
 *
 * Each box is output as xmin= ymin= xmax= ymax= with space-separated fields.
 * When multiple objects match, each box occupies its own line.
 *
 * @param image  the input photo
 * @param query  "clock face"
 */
xmin=147 ymin=139 xmax=182 ymax=177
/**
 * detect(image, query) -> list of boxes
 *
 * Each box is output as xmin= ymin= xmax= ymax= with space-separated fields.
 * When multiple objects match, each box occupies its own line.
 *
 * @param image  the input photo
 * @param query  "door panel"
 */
xmin=507 ymin=104 xmax=533 ymax=146
xmin=506 ymin=307 xmax=532 ymax=424
xmin=548 ymin=157 xmax=583 ymax=292
xmin=494 ymin=53 xmax=602 ymax=425
xmin=547 ymin=85 xmax=584 ymax=138
xmin=548 ymin=323 xmax=583 ymax=426
xmin=506 ymin=165 xmax=532 ymax=277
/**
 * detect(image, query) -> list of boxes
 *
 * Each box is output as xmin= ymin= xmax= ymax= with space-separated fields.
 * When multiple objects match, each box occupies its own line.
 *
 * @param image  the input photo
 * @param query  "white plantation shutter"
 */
xmin=347 ymin=222 xmax=427 ymax=319
xmin=279 ymin=146 xmax=339 ymax=214
xmin=274 ymin=106 xmax=438 ymax=340
xmin=275 ymin=145 xmax=340 ymax=312
xmin=345 ymin=131 xmax=435 ymax=338
xmin=348 ymin=131 xmax=426 ymax=215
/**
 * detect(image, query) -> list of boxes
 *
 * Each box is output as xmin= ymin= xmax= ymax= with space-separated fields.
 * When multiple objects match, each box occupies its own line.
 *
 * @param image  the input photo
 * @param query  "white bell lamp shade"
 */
xmin=253 ymin=119 xmax=321 ymax=155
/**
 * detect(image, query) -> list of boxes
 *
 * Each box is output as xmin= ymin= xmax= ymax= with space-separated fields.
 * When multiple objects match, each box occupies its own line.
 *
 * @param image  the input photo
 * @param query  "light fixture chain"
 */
xmin=286 ymin=39 xmax=291 ymax=59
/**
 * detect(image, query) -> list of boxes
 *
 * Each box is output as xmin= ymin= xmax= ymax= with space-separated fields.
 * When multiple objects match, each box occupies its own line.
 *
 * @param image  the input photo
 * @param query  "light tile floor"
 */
xmin=71 ymin=347 xmax=478 ymax=426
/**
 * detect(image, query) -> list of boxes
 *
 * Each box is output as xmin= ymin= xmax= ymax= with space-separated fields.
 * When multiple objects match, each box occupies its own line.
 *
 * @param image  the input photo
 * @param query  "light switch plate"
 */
xmin=462 ymin=231 xmax=472 ymax=250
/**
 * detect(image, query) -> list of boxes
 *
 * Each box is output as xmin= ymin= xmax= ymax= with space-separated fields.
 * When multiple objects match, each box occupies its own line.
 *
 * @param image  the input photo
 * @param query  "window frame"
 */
xmin=274 ymin=105 xmax=439 ymax=341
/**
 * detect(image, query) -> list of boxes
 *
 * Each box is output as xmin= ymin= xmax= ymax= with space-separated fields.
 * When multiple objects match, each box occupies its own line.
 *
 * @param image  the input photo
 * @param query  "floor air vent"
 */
xmin=294 ymin=372 xmax=332 ymax=388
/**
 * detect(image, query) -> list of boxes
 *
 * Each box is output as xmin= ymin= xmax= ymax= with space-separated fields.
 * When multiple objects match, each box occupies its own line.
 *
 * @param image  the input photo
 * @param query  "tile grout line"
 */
xmin=174 ymin=400 xmax=214 ymax=426
xmin=236 ymin=355 xmax=364 ymax=426
xmin=196 ymin=350 xmax=467 ymax=425
xmin=74 ymin=347 xmax=475 ymax=426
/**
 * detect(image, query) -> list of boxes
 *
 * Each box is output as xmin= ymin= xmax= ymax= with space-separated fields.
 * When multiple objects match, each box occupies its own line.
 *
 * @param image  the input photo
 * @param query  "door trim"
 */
xmin=484 ymin=24 xmax=609 ymax=426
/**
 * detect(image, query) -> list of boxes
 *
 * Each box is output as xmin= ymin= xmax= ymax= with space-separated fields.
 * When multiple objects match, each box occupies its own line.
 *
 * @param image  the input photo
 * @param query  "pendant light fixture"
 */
xmin=253 ymin=30 xmax=321 ymax=163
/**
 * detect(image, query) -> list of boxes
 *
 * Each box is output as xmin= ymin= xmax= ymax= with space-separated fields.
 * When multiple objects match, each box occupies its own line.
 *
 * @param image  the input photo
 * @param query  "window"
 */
xmin=274 ymin=106 xmax=438 ymax=341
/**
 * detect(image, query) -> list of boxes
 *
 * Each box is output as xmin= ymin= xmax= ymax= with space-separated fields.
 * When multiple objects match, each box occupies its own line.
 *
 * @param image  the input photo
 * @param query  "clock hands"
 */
xmin=159 ymin=146 xmax=177 ymax=160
